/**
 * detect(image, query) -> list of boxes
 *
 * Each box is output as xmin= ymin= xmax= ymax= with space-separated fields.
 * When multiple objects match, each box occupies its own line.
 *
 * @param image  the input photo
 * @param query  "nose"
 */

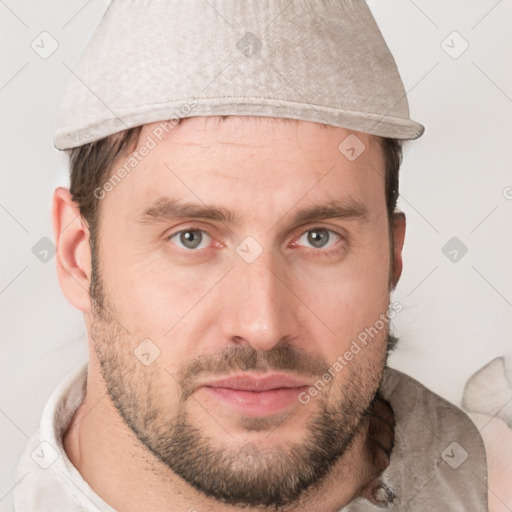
xmin=220 ymin=255 xmax=301 ymax=352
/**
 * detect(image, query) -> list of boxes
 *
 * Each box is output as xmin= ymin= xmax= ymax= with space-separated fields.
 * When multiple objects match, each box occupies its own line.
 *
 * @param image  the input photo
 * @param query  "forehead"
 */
xmin=106 ymin=116 xmax=387 ymax=223
xmin=139 ymin=116 xmax=378 ymax=154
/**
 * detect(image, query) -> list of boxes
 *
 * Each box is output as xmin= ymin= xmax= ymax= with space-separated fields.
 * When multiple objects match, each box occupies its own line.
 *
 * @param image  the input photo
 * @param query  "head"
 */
xmin=53 ymin=116 xmax=406 ymax=507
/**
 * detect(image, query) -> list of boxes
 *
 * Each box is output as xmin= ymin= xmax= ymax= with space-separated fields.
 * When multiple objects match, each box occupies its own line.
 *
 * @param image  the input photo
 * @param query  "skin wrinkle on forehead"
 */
xmin=152 ymin=116 xmax=331 ymax=145
xmin=134 ymin=119 xmax=376 ymax=184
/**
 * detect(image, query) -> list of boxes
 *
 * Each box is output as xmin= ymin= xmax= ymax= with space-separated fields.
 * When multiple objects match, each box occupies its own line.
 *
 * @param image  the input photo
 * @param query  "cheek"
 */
xmin=291 ymin=238 xmax=392 ymax=348
xmin=97 ymin=247 xmax=225 ymax=375
xmin=105 ymin=263 xmax=208 ymax=335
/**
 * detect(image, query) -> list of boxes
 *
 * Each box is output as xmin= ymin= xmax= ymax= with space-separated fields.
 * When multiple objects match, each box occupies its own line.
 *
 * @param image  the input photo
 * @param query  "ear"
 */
xmin=390 ymin=212 xmax=406 ymax=290
xmin=52 ymin=187 xmax=92 ymax=313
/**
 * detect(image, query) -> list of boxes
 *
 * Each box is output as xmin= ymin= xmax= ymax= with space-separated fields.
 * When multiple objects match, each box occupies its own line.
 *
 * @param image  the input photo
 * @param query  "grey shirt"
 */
xmin=14 ymin=363 xmax=488 ymax=511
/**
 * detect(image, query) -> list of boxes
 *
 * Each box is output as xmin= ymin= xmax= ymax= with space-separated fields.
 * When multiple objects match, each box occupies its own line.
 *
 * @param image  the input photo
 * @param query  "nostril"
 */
xmin=231 ymin=335 xmax=246 ymax=345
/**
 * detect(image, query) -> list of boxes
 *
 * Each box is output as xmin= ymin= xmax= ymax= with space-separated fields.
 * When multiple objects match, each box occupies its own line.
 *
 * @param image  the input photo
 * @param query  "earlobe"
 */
xmin=52 ymin=187 xmax=92 ymax=313
xmin=391 ymin=212 xmax=406 ymax=290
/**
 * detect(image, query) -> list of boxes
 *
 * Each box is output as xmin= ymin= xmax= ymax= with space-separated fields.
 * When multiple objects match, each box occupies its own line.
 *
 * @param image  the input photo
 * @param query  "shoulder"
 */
xmin=382 ymin=366 xmax=485 ymax=444
xmin=378 ymin=367 xmax=488 ymax=511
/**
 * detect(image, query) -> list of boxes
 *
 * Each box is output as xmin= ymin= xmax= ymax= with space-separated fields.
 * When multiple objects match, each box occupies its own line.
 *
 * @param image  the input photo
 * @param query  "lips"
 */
xmin=200 ymin=374 xmax=310 ymax=392
xmin=197 ymin=373 xmax=310 ymax=416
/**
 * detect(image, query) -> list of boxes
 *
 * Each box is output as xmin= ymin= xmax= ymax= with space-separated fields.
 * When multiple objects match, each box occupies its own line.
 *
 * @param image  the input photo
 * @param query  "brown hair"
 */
xmin=68 ymin=120 xmax=402 ymax=249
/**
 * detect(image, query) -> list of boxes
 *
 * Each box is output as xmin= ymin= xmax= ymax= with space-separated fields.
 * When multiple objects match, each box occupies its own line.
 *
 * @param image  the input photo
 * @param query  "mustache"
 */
xmin=178 ymin=344 xmax=330 ymax=398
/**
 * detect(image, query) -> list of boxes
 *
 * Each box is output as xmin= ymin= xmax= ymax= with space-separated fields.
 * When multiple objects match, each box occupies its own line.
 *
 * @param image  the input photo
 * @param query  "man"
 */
xmin=15 ymin=1 xmax=488 ymax=510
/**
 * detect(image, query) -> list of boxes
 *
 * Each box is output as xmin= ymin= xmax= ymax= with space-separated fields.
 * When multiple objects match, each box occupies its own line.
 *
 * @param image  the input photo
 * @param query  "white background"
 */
xmin=1 ymin=1 xmax=511 ymax=510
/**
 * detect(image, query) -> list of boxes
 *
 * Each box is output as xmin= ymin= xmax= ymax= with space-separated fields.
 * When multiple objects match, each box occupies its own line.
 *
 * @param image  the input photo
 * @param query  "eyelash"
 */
xmin=167 ymin=226 xmax=345 ymax=256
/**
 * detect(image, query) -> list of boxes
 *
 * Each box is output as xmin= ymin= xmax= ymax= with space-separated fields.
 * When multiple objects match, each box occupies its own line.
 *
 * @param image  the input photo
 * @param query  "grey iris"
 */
xmin=307 ymin=229 xmax=329 ymax=248
xmin=180 ymin=230 xmax=203 ymax=249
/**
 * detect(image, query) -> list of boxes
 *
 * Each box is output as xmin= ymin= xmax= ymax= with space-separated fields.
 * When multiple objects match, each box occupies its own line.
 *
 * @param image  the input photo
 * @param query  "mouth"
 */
xmin=197 ymin=373 xmax=310 ymax=417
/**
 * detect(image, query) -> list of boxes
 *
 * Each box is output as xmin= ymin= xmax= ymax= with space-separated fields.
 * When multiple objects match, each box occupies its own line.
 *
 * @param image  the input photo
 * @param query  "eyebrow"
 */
xmin=139 ymin=197 xmax=237 ymax=224
xmin=291 ymin=200 xmax=369 ymax=225
xmin=138 ymin=196 xmax=369 ymax=227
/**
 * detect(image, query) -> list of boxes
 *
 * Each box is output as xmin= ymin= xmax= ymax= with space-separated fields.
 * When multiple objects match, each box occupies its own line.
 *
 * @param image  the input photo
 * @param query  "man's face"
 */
xmin=88 ymin=117 xmax=395 ymax=507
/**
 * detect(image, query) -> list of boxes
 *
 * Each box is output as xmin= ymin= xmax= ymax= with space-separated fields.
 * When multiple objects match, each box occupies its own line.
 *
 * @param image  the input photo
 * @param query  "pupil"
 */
xmin=181 ymin=230 xmax=202 ymax=249
xmin=308 ymin=229 xmax=329 ymax=248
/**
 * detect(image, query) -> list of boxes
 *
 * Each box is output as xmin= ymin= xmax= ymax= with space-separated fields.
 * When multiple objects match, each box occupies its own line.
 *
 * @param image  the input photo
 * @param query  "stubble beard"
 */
xmin=89 ymin=266 xmax=389 ymax=509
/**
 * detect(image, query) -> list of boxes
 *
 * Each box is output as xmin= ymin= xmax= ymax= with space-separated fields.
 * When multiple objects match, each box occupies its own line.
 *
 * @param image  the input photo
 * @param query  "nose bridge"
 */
xmin=223 ymin=251 xmax=298 ymax=351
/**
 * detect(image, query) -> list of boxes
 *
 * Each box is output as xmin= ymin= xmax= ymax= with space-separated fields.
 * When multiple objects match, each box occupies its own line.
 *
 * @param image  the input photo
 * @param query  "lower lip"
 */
xmin=201 ymin=386 xmax=307 ymax=416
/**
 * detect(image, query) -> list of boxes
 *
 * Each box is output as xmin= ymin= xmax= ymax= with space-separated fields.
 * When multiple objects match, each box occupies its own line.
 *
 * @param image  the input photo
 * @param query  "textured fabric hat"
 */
xmin=54 ymin=0 xmax=424 ymax=150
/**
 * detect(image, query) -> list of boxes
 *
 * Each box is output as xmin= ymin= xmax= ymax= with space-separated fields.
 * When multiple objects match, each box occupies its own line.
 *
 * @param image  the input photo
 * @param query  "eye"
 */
xmin=168 ymin=229 xmax=211 ymax=250
xmin=295 ymin=228 xmax=342 ymax=250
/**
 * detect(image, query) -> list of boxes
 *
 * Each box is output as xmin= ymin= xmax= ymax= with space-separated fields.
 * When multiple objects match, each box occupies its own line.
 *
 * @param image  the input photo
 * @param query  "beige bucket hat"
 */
xmin=54 ymin=0 xmax=424 ymax=150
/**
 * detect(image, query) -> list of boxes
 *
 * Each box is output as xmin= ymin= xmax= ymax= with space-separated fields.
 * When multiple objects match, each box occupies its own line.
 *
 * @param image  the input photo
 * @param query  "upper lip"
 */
xmin=198 ymin=373 xmax=311 ymax=392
